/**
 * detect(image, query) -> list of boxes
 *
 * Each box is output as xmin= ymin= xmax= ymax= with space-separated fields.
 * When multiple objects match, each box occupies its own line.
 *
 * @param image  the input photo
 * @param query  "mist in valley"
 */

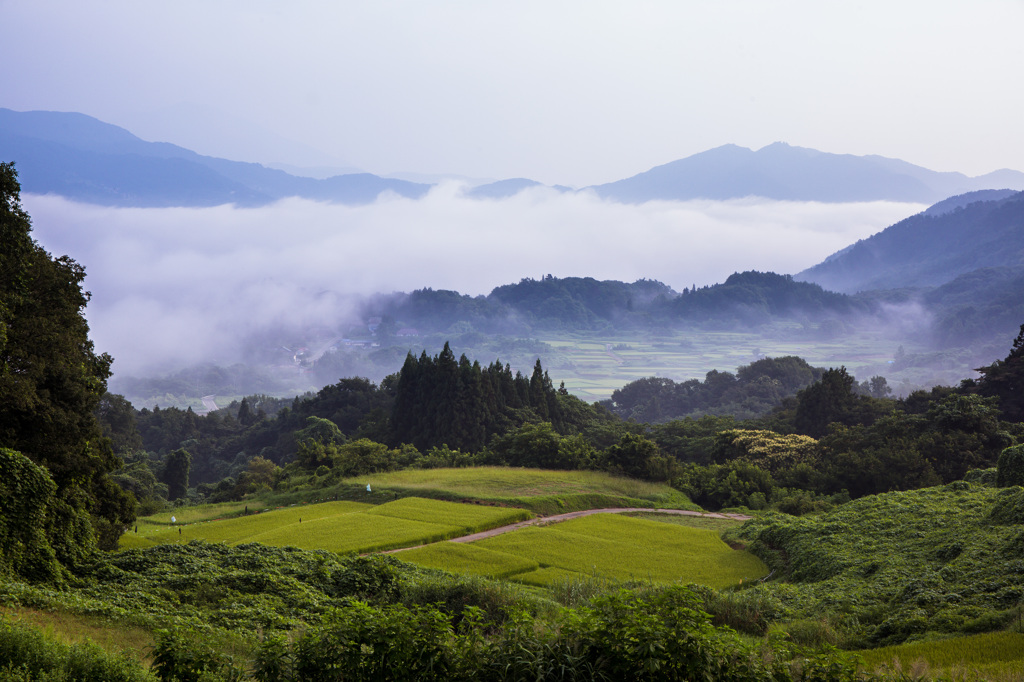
xmin=24 ymin=186 xmax=923 ymax=388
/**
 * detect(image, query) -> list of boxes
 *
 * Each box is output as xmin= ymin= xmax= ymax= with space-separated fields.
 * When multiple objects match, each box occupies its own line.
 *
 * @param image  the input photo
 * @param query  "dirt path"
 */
xmin=386 ymin=508 xmax=750 ymax=553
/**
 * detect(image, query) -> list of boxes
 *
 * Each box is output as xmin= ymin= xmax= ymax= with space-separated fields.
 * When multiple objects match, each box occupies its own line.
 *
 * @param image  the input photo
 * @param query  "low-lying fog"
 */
xmin=24 ymin=185 xmax=924 ymax=376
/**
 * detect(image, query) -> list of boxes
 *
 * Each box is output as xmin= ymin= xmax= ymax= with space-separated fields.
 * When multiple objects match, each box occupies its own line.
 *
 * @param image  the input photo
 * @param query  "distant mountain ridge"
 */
xmin=587 ymin=143 xmax=1024 ymax=204
xmin=796 ymin=189 xmax=1024 ymax=293
xmin=0 ymin=108 xmax=430 ymax=206
xmin=4 ymin=108 xmax=1024 ymax=207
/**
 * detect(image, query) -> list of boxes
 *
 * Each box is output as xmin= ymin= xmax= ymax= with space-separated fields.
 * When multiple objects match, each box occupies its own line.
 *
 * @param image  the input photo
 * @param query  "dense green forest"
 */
xmin=3 ymin=161 xmax=1024 ymax=679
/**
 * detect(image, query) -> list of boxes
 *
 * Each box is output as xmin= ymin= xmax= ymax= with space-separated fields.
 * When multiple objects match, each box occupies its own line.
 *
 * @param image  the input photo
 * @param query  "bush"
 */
xmin=964 ymin=467 xmax=997 ymax=485
xmin=996 ymin=444 xmax=1024 ymax=487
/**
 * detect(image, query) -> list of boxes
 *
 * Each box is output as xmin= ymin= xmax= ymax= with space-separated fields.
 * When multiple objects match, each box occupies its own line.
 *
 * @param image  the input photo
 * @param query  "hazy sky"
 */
xmin=2 ymin=0 xmax=1022 ymax=186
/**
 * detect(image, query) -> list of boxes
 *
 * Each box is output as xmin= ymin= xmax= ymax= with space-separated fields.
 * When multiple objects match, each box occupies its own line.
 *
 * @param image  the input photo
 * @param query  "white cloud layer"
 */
xmin=23 ymin=188 xmax=923 ymax=375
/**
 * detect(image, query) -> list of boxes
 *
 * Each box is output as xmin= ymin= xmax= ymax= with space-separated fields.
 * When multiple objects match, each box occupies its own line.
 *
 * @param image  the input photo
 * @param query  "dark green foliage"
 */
xmin=0 ymin=448 xmax=62 ymax=583
xmin=163 ymin=449 xmax=192 ymax=500
xmin=0 ymin=162 xmax=134 ymax=556
xmin=96 ymin=393 xmax=143 ymax=455
xmin=609 ymin=356 xmax=823 ymax=422
xmin=603 ymin=432 xmax=660 ymax=479
xmin=793 ymin=367 xmax=860 ymax=438
xmin=996 ymin=444 xmax=1024 ymax=487
xmin=673 ymin=461 xmax=775 ymax=510
xmin=485 ymin=422 xmax=596 ymax=471
xmin=152 ymin=629 xmax=243 ymax=682
xmin=670 ymin=271 xmax=864 ymax=326
xmin=392 ymin=344 xmax=570 ymax=452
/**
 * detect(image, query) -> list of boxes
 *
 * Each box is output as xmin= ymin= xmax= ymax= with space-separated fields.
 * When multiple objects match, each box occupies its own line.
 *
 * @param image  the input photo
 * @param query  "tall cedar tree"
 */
xmin=391 ymin=343 xmax=562 ymax=451
xmin=0 ymin=162 xmax=134 ymax=550
xmin=972 ymin=323 xmax=1024 ymax=422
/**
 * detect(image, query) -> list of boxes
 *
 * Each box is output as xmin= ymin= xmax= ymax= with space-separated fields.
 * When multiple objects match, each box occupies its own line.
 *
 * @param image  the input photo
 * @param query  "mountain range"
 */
xmin=4 ymin=108 xmax=1024 ymax=207
xmin=0 ymin=109 xmax=430 ymax=206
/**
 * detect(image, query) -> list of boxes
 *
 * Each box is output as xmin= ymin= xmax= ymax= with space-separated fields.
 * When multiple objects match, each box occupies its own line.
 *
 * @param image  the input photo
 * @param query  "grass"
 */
xmin=856 ymin=631 xmax=1024 ymax=677
xmin=397 ymin=542 xmax=539 ymax=579
xmin=623 ymin=511 xmax=745 ymax=533
xmin=474 ymin=514 xmax=768 ymax=588
xmin=121 ymin=497 xmax=531 ymax=554
xmin=349 ymin=467 xmax=699 ymax=514
xmin=0 ymin=606 xmax=154 ymax=664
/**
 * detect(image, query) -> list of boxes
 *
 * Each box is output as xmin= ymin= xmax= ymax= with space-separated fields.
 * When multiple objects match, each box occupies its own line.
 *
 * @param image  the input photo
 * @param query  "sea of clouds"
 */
xmin=24 ymin=185 xmax=923 ymax=375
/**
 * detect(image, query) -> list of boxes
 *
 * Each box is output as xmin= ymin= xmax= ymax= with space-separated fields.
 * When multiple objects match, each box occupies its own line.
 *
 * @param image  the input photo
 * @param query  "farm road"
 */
xmin=387 ymin=508 xmax=751 ymax=553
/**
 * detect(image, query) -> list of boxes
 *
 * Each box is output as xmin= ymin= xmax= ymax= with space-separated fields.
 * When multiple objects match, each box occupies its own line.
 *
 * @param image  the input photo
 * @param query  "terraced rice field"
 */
xmin=398 ymin=543 xmax=539 ymax=580
xmin=351 ymin=467 xmax=697 ymax=514
xmin=856 ymin=631 xmax=1024 ymax=677
xmin=543 ymin=326 xmax=906 ymax=401
xmin=402 ymin=513 xmax=768 ymax=589
xmin=119 ymin=497 xmax=530 ymax=554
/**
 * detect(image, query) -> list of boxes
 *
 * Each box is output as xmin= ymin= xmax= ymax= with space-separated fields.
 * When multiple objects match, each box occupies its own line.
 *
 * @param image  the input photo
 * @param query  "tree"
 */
xmin=604 ymin=432 xmax=660 ymax=479
xmin=163 ymin=449 xmax=192 ymax=500
xmin=972 ymin=323 xmax=1024 ymax=422
xmin=793 ymin=366 xmax=859 ymax=437
xmin=0 ymin=162 xmax=134 ymax=553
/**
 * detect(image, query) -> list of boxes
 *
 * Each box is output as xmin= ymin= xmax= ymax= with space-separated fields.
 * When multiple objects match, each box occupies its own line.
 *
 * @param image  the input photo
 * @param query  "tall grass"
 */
xmin=0 ymin=617 xmax=155 ymax=681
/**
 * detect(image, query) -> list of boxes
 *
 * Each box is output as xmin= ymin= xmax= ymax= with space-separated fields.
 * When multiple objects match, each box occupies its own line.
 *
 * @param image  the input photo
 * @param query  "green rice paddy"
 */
xmin=397 ymin=543 xmax=539 ymax=580
xmin=351 ymin=467 xmax=698 ymax=514
xmin=399 ymin=513 xmax=768 ymax=589
xmin=119 ymin=497 xmax=529 ymax=554
xmin=542 ymin=325 xmax=908 ymax=401
xmin=856 ymin=631 xmax=1024 ymax=677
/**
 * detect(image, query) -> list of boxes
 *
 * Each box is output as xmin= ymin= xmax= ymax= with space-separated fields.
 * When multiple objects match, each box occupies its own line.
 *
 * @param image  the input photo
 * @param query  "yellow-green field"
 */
xmin=350 ymin=467 xmax=697 ymax=514
xmin=856 ymin=631 xmax=1024 ymax=678
xmin=542 ymin=326 xmax=908 ymax=401
xmin=398 ymin=543 xmax=540 ymax=579
xmin=120 ymin=497 xmax=530 ymax=554
xmin=402 ymin=514 xmax=768 ymax=588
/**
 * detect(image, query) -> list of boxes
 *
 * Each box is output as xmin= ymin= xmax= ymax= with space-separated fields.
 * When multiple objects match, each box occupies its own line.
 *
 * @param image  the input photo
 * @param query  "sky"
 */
xmin=2 ymin=0 xmax=1022 ymax=186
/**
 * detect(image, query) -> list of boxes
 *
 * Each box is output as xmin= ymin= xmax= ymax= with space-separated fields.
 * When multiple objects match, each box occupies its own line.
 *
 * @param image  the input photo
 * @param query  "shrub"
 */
xmin=964 ymin=467 xmax=998 ymax=485
xmin=996 ymin=444 xmax=1024 ymax=487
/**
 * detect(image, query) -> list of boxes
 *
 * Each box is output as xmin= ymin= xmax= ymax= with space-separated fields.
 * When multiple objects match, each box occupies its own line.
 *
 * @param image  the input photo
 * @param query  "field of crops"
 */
xmin=397 ymin=542 xmax=539 ymax=579
xmin=856 ymin=631 xmax=1024 ymax=677
xmin=542 ymin=325 xmax=912 ymax=401
xmin=400 ymin=513 xmax=768 ymax=588
xmin=120 ymin=497 xmax=530 ymax=554
xmin=350 ymin=467 xmax=697 ymax=514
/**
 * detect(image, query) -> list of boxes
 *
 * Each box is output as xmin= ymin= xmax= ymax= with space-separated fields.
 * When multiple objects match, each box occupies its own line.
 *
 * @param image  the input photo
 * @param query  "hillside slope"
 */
xmin=797 ymin=190 xmax=1024 ymax=293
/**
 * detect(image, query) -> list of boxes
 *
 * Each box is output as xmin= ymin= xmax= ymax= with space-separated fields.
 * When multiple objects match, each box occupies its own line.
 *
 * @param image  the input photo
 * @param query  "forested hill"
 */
xmin=0 ymin=108 xmax=430 ymax=206
xmin=365 ymin=272 xmax=866 ymax=334
xmin=797 ymin=189 xmax=1024 ymax=293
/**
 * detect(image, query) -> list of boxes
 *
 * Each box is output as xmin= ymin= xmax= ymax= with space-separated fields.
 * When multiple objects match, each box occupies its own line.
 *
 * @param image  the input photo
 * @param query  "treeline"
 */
xmin=605 ymin=355 xmax=827 ymax=422
xmin=100 ymin=325 xmax=1024 ymax=520
xmin=364 ymin=271 xmax=870 ymax=334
